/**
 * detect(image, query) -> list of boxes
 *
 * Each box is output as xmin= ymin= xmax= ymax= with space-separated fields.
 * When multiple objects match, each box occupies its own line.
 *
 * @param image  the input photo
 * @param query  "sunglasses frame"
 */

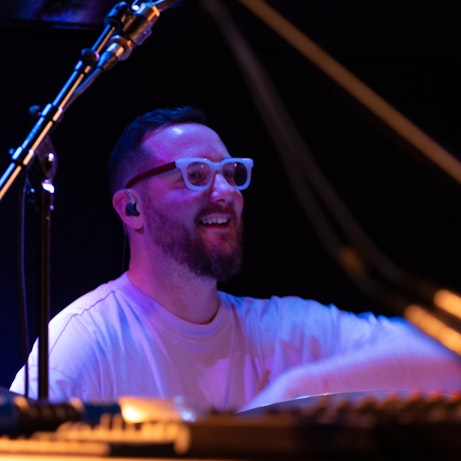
xmin=124 ymin=157 xmax=254 ymax=191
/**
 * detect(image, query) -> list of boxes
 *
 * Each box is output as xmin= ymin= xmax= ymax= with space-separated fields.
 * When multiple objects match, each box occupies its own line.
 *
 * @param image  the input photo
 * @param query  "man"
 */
xmin=10 ymin=106 xmax=461 ymax=411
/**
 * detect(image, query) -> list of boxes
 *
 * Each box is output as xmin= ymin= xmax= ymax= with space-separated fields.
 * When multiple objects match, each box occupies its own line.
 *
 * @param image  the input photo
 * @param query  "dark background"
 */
xmin=1 ymin=0 xmax=461 ymax=389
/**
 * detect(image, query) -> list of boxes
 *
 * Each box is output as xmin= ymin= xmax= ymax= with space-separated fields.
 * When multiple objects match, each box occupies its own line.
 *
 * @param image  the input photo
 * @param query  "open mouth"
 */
xmin=199 ymin=217 xmax=229 ymax=226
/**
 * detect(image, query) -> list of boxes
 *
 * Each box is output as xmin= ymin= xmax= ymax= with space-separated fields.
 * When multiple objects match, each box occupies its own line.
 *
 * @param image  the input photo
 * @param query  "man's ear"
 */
xmin=113 ymin=189 xmax=142 ymax=229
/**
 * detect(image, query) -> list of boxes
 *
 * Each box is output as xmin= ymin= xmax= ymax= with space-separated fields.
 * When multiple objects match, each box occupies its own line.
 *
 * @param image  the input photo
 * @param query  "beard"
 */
xmin=144 ymin=202 xmax=243 ymax=281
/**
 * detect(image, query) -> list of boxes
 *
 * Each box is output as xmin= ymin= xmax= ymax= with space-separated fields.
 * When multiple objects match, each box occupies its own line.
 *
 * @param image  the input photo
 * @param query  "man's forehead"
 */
xmin=146 ymin=122 xmax=211 ymax=141
xmin=169 ymin=125 xmax=189 ymax=136
xmin=142 ymin=123 xmax=227 ymax=160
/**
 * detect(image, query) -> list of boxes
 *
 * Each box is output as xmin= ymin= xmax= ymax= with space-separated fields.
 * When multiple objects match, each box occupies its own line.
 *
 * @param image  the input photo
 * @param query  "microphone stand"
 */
xmin=0 ymin=0 xmax=172 ymax=400
xmin=25 ymin=125 xmax=58 ymax=400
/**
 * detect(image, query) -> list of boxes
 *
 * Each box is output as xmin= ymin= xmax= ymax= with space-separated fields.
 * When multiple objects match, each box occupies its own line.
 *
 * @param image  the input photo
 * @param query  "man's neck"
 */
xmin=127 ymin=262 xmax=220 ymax=325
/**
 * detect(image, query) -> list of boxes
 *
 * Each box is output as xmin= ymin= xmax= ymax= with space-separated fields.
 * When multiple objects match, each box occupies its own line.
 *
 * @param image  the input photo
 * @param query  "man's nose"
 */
xmin=209 ymin=173 xmax=235 ymax=200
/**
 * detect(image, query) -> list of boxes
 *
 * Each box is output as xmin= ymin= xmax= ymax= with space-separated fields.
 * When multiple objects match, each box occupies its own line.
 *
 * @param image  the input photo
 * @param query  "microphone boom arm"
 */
xmin=0 ymin=0 xmax=176 ymax=201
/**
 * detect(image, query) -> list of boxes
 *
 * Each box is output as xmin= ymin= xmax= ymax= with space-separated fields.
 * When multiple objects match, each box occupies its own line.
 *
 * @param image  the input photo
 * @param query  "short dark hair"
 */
xmin=108 ymin=106 xmax=208 ymax=195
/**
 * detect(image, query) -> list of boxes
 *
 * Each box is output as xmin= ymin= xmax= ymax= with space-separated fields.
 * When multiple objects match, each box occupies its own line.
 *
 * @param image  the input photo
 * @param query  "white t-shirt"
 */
xmin=9 ymin=273 xmax=461 ymax=411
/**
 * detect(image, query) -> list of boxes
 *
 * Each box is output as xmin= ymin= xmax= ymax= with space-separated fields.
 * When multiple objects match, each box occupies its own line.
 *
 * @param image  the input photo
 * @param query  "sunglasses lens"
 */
xmin=184 ymin=159 xmax=251 ymax=190
xmin=186 ymin=162 xmax=211 ymax=187
xmin=234 ymin=162 xmax=249 ymax=186
xmin=223 ymin=161 xmax=249 ymax=187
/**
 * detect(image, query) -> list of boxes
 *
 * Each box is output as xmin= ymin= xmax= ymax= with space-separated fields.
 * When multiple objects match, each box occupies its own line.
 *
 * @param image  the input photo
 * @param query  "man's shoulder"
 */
xmin=218 ymin=291 xmax=333 ymax=316
xmin=52 ymin=273 xmax=130 ymax=320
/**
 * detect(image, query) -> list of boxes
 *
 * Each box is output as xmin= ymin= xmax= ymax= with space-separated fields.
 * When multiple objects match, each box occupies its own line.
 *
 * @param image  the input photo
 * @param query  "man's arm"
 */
xmin=241 ymin=322 xmax=461 ymax=412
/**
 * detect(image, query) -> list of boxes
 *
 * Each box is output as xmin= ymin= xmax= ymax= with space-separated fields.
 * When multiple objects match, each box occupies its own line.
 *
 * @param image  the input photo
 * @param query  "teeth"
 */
xmin=201 ymin=217 xmax=228 ymax=225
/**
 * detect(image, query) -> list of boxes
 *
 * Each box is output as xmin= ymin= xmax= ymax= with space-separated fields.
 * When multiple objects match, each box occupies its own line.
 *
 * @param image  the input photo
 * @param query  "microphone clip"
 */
xmin=98 ymin=2 xmax=161 ymax=70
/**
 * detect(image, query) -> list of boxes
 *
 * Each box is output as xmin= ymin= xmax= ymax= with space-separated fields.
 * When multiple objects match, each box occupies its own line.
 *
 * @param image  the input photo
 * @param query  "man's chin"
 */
xmin=193 ymin=243 xmax=242 ymax=281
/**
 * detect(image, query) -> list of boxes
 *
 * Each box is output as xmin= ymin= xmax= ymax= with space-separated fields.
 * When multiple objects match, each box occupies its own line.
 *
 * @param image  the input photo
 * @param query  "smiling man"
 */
xmin=10 ymin=106 xmax=461 ymax=411
xmin=113 ymin=119 xmax=248 ymax=323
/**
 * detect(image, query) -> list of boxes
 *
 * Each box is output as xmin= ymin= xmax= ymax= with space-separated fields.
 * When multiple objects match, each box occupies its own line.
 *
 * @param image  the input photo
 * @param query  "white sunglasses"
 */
xmin=125 ymin=157 xmax=254 ymax=191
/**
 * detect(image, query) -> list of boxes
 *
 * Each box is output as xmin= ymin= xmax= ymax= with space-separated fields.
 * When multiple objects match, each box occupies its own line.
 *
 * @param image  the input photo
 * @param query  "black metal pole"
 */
xmin=38 ymin=177 xmax=54 ymax=400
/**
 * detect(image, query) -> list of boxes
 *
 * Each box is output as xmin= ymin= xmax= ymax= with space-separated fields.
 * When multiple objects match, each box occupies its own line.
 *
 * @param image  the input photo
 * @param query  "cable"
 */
xmin=201 ymin=0 xmax=405 ymax=294
xmin=201 ymin=0 xmax=461 ymax=355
